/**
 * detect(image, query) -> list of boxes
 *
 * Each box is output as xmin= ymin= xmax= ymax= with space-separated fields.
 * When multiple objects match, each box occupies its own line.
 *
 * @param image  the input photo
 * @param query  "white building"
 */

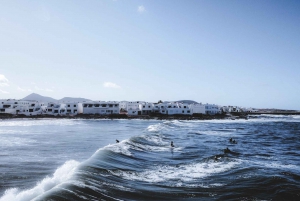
xmin=82 ymin=101 xmax=119 ymax=115
xmin=227 ymin=106 xmax=242 ymax=113
xmin=0 ymin=99 xmax=20 ymax=114
xmin=46 ymin=103 xmax=67 ymax=116
xmin=18 ymin=101 xmax=47 ymax=116
xmin=205 ymin=104 xmax=221 ymax=115
xmin=157 ymin=102 xmax=192 ymax=115
xmin=0 ymin=99 xmax=47 ymax=116
xmin=190 ymin=103 xmax=206 ymax=114
xmin=139 ymin=102 xmax=154 ymax=115
xmin=120 ymin=101 xmax=143 ymax=115
xmin=65 ymin=102 xmax=83 ymax=115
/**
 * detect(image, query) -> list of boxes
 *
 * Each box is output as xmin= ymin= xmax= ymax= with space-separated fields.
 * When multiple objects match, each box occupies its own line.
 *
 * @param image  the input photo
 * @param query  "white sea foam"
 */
xmin=252 ymin=161 xmax=300 ymax=171
xmin=147 ymin=124 xmax=165 ymax=132
xmin=0 ymin=137 xmax=36 ymax=147
xmin=96 ymin=140 xmax=133 ymax=156
xmin=111 ymin=159 xmax=241 ymax=186
xmin=0 ymin=160 xmax=80 ymax=201
xmin=0 ymin=119 xmax=83 ymax=127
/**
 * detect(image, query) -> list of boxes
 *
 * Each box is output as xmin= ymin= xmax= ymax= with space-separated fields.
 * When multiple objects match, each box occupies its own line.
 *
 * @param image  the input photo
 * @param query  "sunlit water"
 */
xmin=0 ymin=115 xmax=299 ymax=201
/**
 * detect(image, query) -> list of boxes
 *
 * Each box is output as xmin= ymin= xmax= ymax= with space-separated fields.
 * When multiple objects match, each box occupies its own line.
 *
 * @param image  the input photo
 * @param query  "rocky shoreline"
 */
xmin=1 ymin=112 xmax=299 ymax=121
xmin=0 ymin=113 xmax=248 ymax=120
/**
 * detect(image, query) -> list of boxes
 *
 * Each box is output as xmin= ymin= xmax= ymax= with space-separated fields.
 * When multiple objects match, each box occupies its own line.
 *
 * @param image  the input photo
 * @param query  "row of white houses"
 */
xmin=0 ymin=99 xmax=256 ymax=116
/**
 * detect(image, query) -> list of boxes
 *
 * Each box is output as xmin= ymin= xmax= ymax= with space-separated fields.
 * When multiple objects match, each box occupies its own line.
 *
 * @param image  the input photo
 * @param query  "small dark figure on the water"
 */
xmin=116 ymin=139 xmax=119 ymax=143
xmin=214 ymin=155 xmax=218 ymax=162
xmin=171 ymin=141 xmax=174 ymax=147
xmin=229 ymin=138 xmax=237 ymax=144
xmin=224 ymin=147 xmax=231 ymax=153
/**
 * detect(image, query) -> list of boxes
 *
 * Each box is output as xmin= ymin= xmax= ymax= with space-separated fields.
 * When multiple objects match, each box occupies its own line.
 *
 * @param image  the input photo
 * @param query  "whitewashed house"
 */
xmin=205 ymin=104 xmax=221 ymax=115
xmin=0 ymin=99 xmax=20 ymax=114
xmin=227 ymin=106 xmax=242 ymax=113
xmin=0 ymin=99 xmax=47 ymax=116
xmin=190 ymin=103 xmax=206 ymax=114
xmin=82 ymin=101 xmax=119 ymax=115
xmin=65 ymin=102 xmax=83 ymax=115
xmin=120 ymin=101 xmax=143 ymax=115
xmin=46 ymin=103 xmax=67 ymax=116
xmin=139 ymin=102 xmax=154 ymax=115
xmin=18 ymin=101 xmax=47 ymax=116
xmin=157 ymin=102 xmax=192 ymax=115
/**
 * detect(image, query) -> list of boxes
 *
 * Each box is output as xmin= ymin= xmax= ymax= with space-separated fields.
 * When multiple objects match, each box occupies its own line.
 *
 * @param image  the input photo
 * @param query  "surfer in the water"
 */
xmin=116 ymin=139 xmax=119 ymax=143
xmin=224 ymin=147 xmax=231 ymax=153
xmin=214 ymin=155 xmax=218 ymax=162
xmin=171 ymin=141 xmax=174 ymax=147
xmin=229 ymin=138 xmax=237 ymax=144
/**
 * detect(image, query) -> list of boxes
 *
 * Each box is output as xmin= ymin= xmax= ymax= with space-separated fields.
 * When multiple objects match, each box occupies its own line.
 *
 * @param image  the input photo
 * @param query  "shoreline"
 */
xmin=1 ymin=112 xmax=299 ymax=121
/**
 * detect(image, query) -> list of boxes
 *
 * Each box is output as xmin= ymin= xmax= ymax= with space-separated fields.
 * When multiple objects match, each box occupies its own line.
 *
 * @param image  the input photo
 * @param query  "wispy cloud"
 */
xmin=18 ymin=86 xmax=32 ymax=92
xmin=34 ymin=86 xmax=53 ymax=92
xmin=103 ymin=82 xmax=121 ymax=89
xmin=0 ymin=74 xmax=9 ymax=86
xmin=137 ymin=5 xmax=146 ymax=13
xmin=0 ymin=89 xmax=9 ymax=94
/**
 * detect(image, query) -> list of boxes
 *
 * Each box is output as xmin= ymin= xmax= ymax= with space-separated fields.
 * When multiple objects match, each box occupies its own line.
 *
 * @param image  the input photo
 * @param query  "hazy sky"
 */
xmin=1 ymin=0 xmax=299 ymax=109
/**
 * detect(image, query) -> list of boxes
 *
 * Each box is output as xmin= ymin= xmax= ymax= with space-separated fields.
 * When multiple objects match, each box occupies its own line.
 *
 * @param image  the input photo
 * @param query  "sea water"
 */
xmin=0 ymin=115 xmax=299 ymax=200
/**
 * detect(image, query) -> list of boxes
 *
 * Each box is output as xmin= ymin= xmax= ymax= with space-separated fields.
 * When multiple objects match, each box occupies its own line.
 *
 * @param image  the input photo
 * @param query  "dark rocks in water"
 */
xmin=116 ymin=139 xmax=119 ymax=143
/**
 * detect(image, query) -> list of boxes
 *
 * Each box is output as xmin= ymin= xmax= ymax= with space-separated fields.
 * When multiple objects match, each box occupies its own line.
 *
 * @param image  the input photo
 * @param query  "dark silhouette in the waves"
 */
xmin=224 ymin=147 xmax=231 ymax=154
xmin=214 ymin=155 xmax=219 ymax=162
xmin=116 ymin=139 xmax=119 ymax=143
xmin=229 ymin=138 xmax=237 ymax=144
xmin=224 ymin=147 xmax=240 ymax=155
xmin=171 ymin=141 xmax=174 ymax=147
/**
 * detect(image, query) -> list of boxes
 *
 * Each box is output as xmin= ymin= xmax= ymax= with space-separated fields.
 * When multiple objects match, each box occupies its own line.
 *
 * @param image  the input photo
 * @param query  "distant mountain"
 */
xmin=22 ymin=93 xmax=91 ymax=103
xmin=58 ymin=97 xmax=91 ymax=102
xmin=22 ymin=93 xmax=57 ymax=102
xmin=175 ymin=100 xmax=199 ymax=104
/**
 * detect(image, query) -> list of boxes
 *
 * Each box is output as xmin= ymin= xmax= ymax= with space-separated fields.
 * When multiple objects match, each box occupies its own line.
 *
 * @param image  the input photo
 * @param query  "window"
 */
xmin=48 ymin=109 xmax=52 ymax=112
xmin=74 ymin=110 xmax=77 ymax=113
xmin=182 ymin=110 xmax=184 ymax=113
xmin=187 ymin=110 xmax=190 ymax=113
xmin=184 ymin=106 xmax=186 ymax=108
xmin=54 ymin=110 xmax=58 ymax=113
xmin=67 ymin=109 xmax=71 ymax=112
xmin=148 ymin=106 xmax=151 ymax=108
xmin=83 ymin=104 xmax=87 ymax=107
xmin=74 ymin=105 xmax=76 ymax=107
xmin=29 ymin=109 xmax=33 ymax=112
xmin=68 ymin=105 xmax=70 ymax=107
xmin=109 ymin=104 xmax=113 ymax=107
xmin=115 ymin=104 xmax=118 ymax=107
xmin=101 ymin=104 xmax=107 ymax=107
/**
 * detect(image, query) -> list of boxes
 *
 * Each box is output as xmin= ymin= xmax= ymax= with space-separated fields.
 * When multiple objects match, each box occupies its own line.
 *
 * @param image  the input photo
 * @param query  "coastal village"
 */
xmin=0 ymin=93 xmax=257 ymax=118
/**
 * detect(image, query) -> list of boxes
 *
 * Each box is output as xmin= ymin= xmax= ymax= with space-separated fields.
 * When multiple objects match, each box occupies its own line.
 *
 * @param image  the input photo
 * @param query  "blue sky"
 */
xmin=1 ymin=0 xmax=299 ymax=110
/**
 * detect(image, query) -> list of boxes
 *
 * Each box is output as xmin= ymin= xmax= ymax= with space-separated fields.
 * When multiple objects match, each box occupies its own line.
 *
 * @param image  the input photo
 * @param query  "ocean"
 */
xmin=0 ymin=115 xmax=299 ymax=201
